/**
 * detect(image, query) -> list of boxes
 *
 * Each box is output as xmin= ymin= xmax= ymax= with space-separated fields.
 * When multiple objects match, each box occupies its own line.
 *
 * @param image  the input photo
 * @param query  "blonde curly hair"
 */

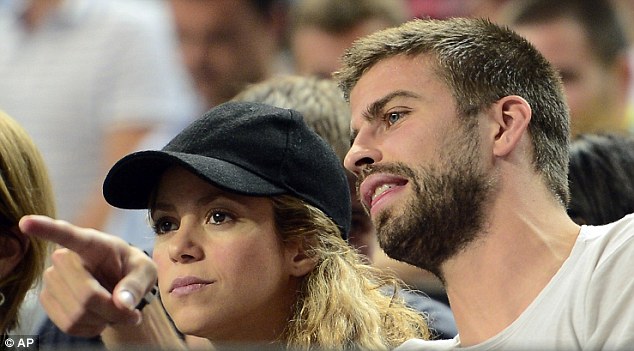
xmin=272 ymin=195 xmax=429 ymax=350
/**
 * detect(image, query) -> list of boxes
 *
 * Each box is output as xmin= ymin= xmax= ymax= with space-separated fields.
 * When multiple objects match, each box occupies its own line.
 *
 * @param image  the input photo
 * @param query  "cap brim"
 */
xmin=103 ymin=150 xmax=286 ymax=209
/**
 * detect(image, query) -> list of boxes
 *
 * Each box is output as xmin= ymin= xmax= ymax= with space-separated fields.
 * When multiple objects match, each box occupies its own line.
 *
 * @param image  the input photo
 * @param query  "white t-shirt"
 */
xmin=395 ymin=213 xmax=634 ymax=351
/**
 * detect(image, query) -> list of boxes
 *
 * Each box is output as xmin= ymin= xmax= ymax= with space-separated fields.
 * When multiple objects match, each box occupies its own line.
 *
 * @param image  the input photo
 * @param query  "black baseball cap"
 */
xmin=103 ymin=101 xmax=351 ymax=238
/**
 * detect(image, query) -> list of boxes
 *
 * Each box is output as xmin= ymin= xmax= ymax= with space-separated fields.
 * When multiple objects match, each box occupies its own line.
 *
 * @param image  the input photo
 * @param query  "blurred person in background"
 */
xmin=610 ymin=0 xmax=634 ymax=132
xmin=0 ymin=0 xmax=197 ymax=233
xmin=568 ymin=133 xmax=634 ymax=226
xmin=289 ymin=0 xmax=408 ymax=78
xmin=169 ymin=0 xmax=290 ymax=108
xmin=501 ymin=0 xmax=632 ymax=137
xmin=462 ymin=0 xmax=511 ymax=22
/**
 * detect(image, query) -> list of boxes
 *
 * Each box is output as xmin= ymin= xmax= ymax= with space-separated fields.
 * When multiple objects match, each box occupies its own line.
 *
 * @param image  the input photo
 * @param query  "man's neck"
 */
xmin=441 ymin=186 xmax=580 ymax=346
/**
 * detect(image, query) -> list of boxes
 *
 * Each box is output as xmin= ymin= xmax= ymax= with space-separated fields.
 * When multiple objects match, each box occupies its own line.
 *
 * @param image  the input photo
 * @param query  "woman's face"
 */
xmin=151 ymin=166 xmax=300 ymax=342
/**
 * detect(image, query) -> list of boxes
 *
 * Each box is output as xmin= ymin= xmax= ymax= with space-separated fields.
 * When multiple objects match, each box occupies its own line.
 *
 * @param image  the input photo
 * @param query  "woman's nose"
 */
xmin=168 ymin=223 xmax=204 ymax=264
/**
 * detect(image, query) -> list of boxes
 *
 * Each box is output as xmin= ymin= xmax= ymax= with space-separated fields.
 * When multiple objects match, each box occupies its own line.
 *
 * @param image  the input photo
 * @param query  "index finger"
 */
xmin=19 ymin=215 xmax=103 ymax=253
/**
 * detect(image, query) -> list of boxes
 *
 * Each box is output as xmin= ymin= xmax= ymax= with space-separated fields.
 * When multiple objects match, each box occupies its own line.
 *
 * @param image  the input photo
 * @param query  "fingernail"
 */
xmin=134 ymin=312 xmax=143 ymax=325
xmin=118 ymin=290 xmax=136 ymax=310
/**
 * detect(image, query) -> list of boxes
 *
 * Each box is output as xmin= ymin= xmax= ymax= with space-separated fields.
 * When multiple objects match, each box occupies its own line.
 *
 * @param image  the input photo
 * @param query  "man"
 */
xmin=500 ymin=0 xmax=631 ymax=136
xmin=169 ymin=0 xmax=289 ymax=107
xmin=290 ymin=0 xmax=407 ymax=78
xmin=335 ymin=17 xmax=634 ymax=349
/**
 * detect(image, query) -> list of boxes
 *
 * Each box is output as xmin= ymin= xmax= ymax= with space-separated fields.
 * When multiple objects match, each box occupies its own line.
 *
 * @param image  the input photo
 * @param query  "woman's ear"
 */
xmin=488 ymin=95 xmax=532 ymax=157
xmin=0 ymin=230 xmax=29 ymax=280
xmin=285 ymin=239 xmax=317 ymax=278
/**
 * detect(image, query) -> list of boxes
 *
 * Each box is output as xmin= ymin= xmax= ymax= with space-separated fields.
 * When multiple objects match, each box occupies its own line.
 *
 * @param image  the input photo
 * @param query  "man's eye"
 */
xmin=387 ymin=112 xmax=403 ymax=125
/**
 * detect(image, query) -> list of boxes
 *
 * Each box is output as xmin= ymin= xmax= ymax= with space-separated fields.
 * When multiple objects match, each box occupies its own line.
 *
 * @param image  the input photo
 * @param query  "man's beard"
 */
xmin=367 ymin=127 xmax=497 ymax=281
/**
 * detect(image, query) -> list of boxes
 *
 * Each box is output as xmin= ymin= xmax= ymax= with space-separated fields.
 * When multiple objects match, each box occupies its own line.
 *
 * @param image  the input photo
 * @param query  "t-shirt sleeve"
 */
xmin=584 ymin=217 xmax=634 ymax=350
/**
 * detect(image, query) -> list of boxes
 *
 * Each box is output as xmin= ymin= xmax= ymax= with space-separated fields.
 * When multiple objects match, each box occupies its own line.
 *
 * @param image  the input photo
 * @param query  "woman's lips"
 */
xmin=169 ymin=276 xmax=214 ymax=296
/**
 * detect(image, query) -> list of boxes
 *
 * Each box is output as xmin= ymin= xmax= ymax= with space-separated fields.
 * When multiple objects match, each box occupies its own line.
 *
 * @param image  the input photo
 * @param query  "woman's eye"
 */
xmin=208 ymin=210 xmax=233 ymax=225
xmin=152 ymin=218 xmax=178 ymax=235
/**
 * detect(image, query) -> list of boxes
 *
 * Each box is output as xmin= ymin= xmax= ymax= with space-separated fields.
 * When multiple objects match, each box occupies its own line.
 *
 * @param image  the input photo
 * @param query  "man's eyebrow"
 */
xmin=350 ymin=90 xmax=419 ymax=146
xmin=362 ymin=90 xmax=420 ymax=123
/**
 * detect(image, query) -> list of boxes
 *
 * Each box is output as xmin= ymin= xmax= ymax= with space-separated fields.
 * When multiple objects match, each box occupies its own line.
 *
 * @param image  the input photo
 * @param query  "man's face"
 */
xmin=170 ymin=0 xmax=277 ymax=107
xmin=344 ymin=55 xmax=496 ymax=277
xmin=292 ymin=18 xmax=393 ymax=79
xmin=513 ymin=17 xmax=625 ymax=136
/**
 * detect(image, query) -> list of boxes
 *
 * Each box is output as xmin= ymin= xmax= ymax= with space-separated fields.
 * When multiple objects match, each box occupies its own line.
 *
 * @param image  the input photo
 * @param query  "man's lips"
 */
xmin=359 ymin=173 xmax=408 ymax=212
xmin=169 ymin=276 xmax=214 ymax=295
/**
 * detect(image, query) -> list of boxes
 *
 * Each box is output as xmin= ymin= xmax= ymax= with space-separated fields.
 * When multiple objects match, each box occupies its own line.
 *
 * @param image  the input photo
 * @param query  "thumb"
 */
xmin=112 ymin=250 xmax=158 ymax=311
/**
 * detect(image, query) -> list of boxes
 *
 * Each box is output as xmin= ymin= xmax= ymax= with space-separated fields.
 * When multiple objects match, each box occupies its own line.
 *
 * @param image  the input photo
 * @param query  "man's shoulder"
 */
xmin=579 ymin=213 xmax=634 ymax=260
xmin=571 ymin=214 xmax=634 ymax=290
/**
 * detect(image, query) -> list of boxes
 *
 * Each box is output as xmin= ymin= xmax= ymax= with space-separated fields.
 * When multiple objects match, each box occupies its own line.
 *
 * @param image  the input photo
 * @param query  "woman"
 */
xmin=21 ymin=101 xmax=429 ymax=350
xmin=0 ymin=111 xmax=53 ymax=337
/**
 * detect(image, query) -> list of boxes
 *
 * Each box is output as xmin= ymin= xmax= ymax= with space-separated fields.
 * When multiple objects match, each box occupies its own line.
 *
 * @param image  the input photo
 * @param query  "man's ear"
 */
xmin=285 ymin=239 xmax=318 ymax=278
xmin=0 ymin=230 xmax=29 ymax=280
xmin=488 ymin=95 xmax=531 ymax=157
